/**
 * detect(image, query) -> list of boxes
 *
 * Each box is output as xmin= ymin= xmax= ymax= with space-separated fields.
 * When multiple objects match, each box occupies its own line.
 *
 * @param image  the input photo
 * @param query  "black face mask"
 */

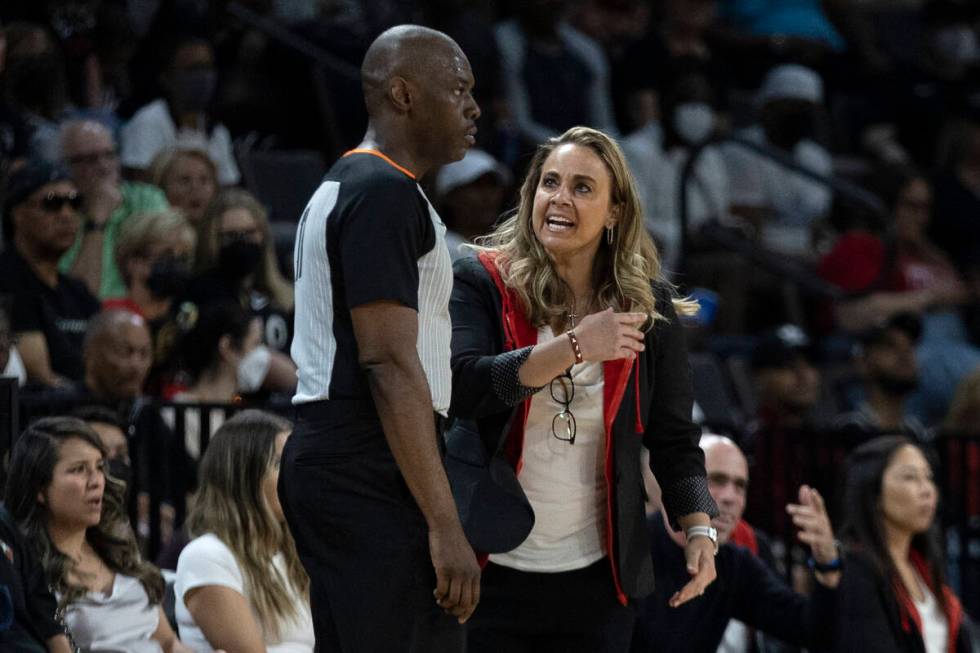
xmin=770 ymin=110 xmax=817 ymax=148
xmin=146 ymin=256 xmax=192 ymax=298
xmin=107 ymin=457 xmax=132 ymax=490
xmin=874 ymin=373 xmax=919 ymax=397
xmin=219 ymin=240 xmax=263 ymax=281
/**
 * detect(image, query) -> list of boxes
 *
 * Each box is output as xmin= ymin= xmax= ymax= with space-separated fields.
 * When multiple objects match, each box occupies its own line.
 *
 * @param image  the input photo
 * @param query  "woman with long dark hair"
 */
xmin=4 ymin=417 xmax=191 ymax=653
xmin=837 ymin=435 xmax=970 ymax=652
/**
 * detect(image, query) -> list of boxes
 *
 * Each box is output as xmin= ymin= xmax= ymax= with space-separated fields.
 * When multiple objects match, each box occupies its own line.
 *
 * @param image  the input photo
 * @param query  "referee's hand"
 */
xmin=429 ymin=523 xmax=481 ymax=623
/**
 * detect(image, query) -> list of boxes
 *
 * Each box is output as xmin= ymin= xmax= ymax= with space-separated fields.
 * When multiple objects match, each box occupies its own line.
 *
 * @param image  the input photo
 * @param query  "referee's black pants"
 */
xmin=466 ymin=559 xmax=636 ymax=653
xmin=278 ymin=400 xmax=463 ymax=653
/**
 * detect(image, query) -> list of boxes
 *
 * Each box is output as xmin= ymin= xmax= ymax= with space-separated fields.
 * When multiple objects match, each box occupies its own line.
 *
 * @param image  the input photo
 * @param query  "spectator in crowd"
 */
xmin=57 ymin=119 xmax=170 ymax=299
xmin=623 ymin=72 xmax=730 ymax=271
xmin=0 ymin=160 xmax=100 ymax=388
xmin=72 ymin=405 xmax=132 ymax=490
xmin=837 ymin=436 xmax=972 ymax=652
xmin=743 ymin=324 xmax=823 ymax=540
xmin=820 ymin=167 xmax=980 ymax=425
xmin=163 ymin=301 xmax=268 ymax=460
xmin=722 ymin=64 xmax=832 ymax=257
xmin=835 ymin=314 xmax=931 ymax=445
xmin=945 ymin=367 xmax=980 ymax=435
xmin=450 ymin=126 xmax=717 ymax=650
xmin=3 ymin=416 xmax=193 ymax=653
xmin=176 ymin=410 xmax=313 ymax=652
xmin=80 ymin=309 xmax=153 ymax=405
xmin=0 ymin=504 xmax=70 ymax=652
xmin=187 ymin=189 xmax=295 ymax=392
xmin=495 ymin=0 xmax=618 ymax=150
xmin=2 ymin=23 xmax=70 ymax=162
xmin=633 ymin=434 xmax=841 ymax=652
xmin=149 ymin=148 xmax=218 ymax=227
xmin=434 ymin=148 xmax=511 ymax=261
xmin=0 ymin=299 xmax=27 ymax=386
xmin=120 ymin=36 xmax=239 ymax=185
xmin=107 ymin=208 xmax=195 ymax=395
xmin=109 ymin=208 xmax=195 ymax=322
xmin=619 ymin=0 xmax=726 ymax=134
xmin=75 ymin=309 xmax=184 ymax=545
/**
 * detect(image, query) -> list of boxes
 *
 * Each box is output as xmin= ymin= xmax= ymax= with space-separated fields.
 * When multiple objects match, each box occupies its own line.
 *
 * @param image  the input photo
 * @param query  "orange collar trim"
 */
xmin=343 ymin=148 xmax=416 ymax=179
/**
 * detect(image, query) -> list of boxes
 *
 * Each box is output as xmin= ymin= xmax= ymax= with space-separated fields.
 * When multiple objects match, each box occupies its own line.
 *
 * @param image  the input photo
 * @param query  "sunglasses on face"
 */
xmin=37 ymin=190 xmax=84 ymax=213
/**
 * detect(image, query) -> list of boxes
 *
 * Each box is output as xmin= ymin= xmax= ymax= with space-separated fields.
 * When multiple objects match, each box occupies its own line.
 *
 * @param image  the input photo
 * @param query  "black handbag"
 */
xmin=443 ymin=416 xmax=534 ymax=554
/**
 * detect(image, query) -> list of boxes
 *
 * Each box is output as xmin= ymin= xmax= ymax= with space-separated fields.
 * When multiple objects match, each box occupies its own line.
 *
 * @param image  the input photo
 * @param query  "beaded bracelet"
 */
xmin=566 ymin=330 xmax=584 ymax=364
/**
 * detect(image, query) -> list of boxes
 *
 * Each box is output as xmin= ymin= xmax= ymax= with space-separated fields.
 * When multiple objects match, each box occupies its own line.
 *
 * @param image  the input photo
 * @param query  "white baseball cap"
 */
xmin=436 ymin=149 xmax=512 ymax=198
xmin=757 ymin=64 xmax=824 ymax=105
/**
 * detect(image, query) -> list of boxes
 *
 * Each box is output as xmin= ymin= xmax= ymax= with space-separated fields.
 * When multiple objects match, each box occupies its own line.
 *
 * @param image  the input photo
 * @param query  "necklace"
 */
xmin=566 ymin=291 xmax=595 ymax=328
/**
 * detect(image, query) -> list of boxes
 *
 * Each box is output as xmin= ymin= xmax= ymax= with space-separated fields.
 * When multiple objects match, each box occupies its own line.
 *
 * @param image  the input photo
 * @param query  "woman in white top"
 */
xmin=450 ymin=126 xmax=719 ymax=652
xmin=837 ymin=436 xmax=970 ymax=652
xmin=4 ymin=417 xmax=191 ymax=653
xmin=176 ymin=410 xmax=313 ymax=652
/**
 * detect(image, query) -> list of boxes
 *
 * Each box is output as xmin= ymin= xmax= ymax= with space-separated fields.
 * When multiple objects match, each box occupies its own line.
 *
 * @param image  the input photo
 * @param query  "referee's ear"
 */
xmin=389 ymin=76 xmax=413 ymax=113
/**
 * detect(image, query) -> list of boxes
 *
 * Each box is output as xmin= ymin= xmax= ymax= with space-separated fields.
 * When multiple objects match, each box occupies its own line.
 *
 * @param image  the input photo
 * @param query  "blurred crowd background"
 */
xmin=0 ymin=0 xmax=979 ymax=638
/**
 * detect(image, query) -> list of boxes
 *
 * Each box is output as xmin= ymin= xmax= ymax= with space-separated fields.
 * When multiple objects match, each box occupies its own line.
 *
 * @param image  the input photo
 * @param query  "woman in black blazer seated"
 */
xmin=837 ymin=436 xmax=971 ymax=652
xmin=448 ymin=126 xmax=718 ymax=652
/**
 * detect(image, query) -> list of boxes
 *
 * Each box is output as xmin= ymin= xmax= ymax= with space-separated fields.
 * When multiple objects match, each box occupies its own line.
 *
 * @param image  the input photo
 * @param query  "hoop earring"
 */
xmin=606 ymin=226 xmax=614 ymax=245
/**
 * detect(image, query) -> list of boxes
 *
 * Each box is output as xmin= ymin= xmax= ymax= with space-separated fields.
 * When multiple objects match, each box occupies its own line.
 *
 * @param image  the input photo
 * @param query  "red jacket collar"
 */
xmin=893 ymin=548 xmax=963 ymax=653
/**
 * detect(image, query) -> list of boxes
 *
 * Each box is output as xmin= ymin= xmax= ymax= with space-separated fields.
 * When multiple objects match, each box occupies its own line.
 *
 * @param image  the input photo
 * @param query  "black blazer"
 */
xmin=836 ymin=551 xmax=971 ymax=653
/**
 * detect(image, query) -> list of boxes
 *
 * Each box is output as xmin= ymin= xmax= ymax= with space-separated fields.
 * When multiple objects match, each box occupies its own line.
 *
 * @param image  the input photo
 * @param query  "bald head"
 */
xmin=84 ymin=309 xmax=152 ymax=400
xmin=361 ymin=25 xmax=464 ymax=116
xmin=700 ymin=434 xmax=748 ymax=543
xmin=60 ymin=119 xmax=120 ymax=191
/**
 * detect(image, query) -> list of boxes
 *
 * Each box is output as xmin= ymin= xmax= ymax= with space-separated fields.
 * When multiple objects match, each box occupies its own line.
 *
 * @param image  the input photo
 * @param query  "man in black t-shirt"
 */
xmin=0 ymin=160 xmax=100 ymax=388
xmin=279 ymin=24 xmax=481 ymax=653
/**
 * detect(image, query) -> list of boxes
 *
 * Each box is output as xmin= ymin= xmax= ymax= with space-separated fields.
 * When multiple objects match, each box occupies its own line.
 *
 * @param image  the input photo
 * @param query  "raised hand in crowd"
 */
xmin=787 ymin=485 xmax=841 ymax=587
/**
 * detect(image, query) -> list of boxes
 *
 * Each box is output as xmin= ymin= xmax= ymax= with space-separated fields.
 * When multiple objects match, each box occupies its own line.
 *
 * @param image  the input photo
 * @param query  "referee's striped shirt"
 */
xmin=291 ymin=150 xmax=453 ymax=416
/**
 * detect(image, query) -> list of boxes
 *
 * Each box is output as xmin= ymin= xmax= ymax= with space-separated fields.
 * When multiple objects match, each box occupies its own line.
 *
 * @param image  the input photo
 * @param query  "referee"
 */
xmin=278 ymin=25 xmax=482 ymax=653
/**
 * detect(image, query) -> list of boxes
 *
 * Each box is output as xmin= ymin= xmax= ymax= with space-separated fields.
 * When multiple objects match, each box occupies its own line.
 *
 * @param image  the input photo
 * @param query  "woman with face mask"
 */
xmin=622 ymin=73 xmax=732 ymax=272
xmin=164 ymin=301 xmax=269 ymax=461
xmin=185 ymin=188 xmax=296 ymax=394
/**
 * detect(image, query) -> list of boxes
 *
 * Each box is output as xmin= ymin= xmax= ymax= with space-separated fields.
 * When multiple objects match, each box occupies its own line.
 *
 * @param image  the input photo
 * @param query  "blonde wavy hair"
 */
xmin=187 ymin=410 xmax=308 ymax=640
xmin=197 ymin=188 xmax=295 ymax=311
xmin=115 ymin=209 xmax=196 ymax=285
xmin=475 ymin=126 xmax=694 ymax=329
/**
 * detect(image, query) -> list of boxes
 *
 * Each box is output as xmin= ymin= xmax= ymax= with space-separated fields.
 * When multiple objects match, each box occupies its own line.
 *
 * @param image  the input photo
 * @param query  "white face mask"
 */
xmin=673 ymin=102 xmax=715 ymax=144
xmin=237 ymin=345 xmax=271 ymax=393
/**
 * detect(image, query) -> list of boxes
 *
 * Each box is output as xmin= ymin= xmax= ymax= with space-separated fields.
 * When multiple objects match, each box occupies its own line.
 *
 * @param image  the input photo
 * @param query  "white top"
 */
xmin=913 ymin=571 xmax=948 ymax=653
xmin=61 ymin=573 xmax=162 ymax=653
xmin=717 ymin=619 xmax=751 ymax=653
xmin=622 ymin=122 xmax=731 ymax=271
xmin=721 ymin=125 xmax=832 ymax=255
xmin=120 ymin=99 xmax=241 ymax=185
xmin=175 ymin=534 xmax=315 ymax=653
xmin=491 ymin=327 xmax=607 ymax=572
xmin=160 ymin=402 xmax=227 ymax=460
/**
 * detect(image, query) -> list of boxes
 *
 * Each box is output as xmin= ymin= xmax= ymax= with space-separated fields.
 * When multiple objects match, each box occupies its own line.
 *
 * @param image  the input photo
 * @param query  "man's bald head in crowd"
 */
xmin=83 ymin=309 xmax=153 ymax=400
xmin=360 ymin=25 xmax=467 ymax=117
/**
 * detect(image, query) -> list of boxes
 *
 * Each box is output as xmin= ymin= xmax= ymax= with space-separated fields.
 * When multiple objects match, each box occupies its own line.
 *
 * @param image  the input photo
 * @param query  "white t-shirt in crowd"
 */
xmin=913 ymin=571 xmax=949 ymax=653
xmin=60 ymin=573 xmax=162 ymax=653
xmin=120 ymin=99 xmax=240 ymax=185
xmin=491 ymin=326 xmax=607 ymax=573
xmin=175 ymin=533 xmax=314 ymax=653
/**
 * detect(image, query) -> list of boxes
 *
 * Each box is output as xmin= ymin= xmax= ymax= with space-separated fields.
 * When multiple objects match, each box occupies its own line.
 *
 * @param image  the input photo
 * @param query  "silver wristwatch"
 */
xmin=686 ymin=525 xmax=719 ymax=554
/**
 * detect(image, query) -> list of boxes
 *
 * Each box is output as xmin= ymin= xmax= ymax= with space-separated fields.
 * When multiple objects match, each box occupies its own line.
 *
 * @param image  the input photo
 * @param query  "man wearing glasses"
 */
xmin=57 ymin=119 xmax=169 ymax=299
xmin=0 ymin=160 xmax=101 ymax=387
